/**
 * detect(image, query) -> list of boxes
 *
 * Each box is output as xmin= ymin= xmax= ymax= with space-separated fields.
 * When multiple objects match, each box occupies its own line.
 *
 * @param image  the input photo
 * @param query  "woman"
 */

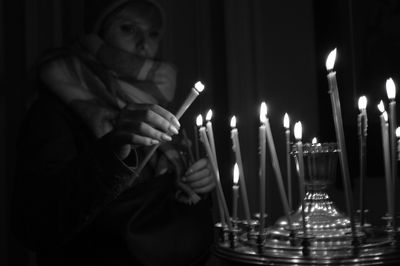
xmin=12 ymin=0 xmax=216 ymax=265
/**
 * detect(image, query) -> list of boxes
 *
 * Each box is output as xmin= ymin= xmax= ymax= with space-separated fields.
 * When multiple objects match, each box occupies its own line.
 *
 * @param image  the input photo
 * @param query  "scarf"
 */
xmin=40 ymin=35 xmax=200 ymax=204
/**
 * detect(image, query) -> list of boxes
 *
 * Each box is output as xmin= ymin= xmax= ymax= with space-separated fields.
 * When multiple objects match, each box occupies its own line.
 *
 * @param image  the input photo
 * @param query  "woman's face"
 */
xmin=103 ymin=9 xmax=161 ymax=58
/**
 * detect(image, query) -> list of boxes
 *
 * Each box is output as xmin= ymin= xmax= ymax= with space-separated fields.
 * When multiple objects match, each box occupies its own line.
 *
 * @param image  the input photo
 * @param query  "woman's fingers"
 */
xmin=118 ymin=121 xmax=172 ymax=142
xmin=184 ymin=158 xmax=208 ymax=176
xmin=122 ymin=103 xmax=180 ymax=134
xmin=192 ymin=182 xmax=216 ymax=194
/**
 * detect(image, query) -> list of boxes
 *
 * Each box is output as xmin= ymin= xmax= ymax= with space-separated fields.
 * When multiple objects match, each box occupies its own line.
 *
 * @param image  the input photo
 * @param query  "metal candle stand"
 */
xmin=214 ymin=142 xmax=400 ymax=265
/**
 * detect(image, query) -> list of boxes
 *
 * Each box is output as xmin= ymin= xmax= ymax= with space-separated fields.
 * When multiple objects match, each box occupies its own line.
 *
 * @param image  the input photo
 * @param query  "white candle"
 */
xmin=196 ymin=115 xmax=232 ymax=230
xmin=206 ymin=110 xmax=218 ymax=167
xmin=357 ymin=95 xmax=368 ymax=226
xmin=130 ymin=81 xmax=205 ymax=185
xmin=175 ymin=81 xmax=205 ymax=119
xmin=294 ymin=121 xmax=308 ymax=235
xmin=232 ymin=163 xmax=240 ymax=221
xmin=283 ymin=113 xmax=292 ymax=210
xmin=325 ymin=48 xmax=356 ymax=236
xmin=378 ymin=102 xmax=393 ymax=219
xmin=386 ymin=78 xmax=397 ymax=230
xmin=259 ymin=102 xmax=267 ymax=232
xmin=396 ymin=127 xmax=400 ymax=161
xmin=264 ymin=105 xmax=293 ymax=228
xmin=193 ymin=123 xmax=200 ymax=160
xmin=230 ymin=116 xmax=251 ymax=221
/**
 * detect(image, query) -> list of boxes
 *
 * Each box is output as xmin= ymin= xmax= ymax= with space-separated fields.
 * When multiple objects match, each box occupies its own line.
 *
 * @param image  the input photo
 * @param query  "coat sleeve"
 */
xmin=12 ymin=93 xmax=136 ymax=251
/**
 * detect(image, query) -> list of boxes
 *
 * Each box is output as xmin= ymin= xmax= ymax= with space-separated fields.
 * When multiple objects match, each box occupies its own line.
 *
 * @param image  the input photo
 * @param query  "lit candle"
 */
xmin=294 ymin=121 xmax=308 ymax=236
xmin=197 ymin=114 xmax=232 ymax=230
xmin=325 ymin=48 xmax=356 ymax=238
xmin=283 ymin=113 xmax=292 ymax=211
xmin=386 ymin=78 xmax=397 ymax=231
xmin=193 ymin=123 xmax=200 ymax=160
xmin=358 ymin=95 xmax=368 ymax=226
xmin=206 ymin=109 xmax=218 ymax=165
xmin=378 ymin=102 xmax=393 ymax=220
xmin=259 ymin=102 xmax=267 ymax=233
xmin=230 ymin=116 xmax=251 ymax=222
xmin=232 ymin=163 xmax=240 ymax=222
xmin=311 ymin=137 xmax=318 ymax=184
xmin=396 ymin=127 xmax=400 ymax=161
xmin=264 ymin=105 xmax=293 ymax=229
xmin=129 ymin=81 xmax=205 ymax=185
xmin=175 ymin=81 xmax=205 ymax=119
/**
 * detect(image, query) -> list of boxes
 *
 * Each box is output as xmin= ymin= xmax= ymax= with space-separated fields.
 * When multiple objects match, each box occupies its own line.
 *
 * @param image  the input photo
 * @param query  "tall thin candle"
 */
xmin=265 ymin=105 xmax=293 ymax=229
xmin=325 ymin=48 xmax=357 ymax=239
xmin=206 ymin=109 xmax=217 ymax=160
xmin=259 ymin=102 xmax=267 ymax=233
xmin=294 ymin=121 xmax=308 ymax=236
xmin=378 ymin=102 xmax=393 ymax=220
xmin=357 ymin=96 xmax=368 ymax=226
xmin=232 ymin=163 xmax=240 ymax=222
xmin=386 ymin=78 xmax=397 ymax=231
xmin=396 ymin=127 xmax=400 ymax=161
xmin=284 ymin=113 xmax=292 ymax=210
xmin=196 ymin=115 xmax=232 ymax=230
xmin=230 ymin=116 xmax=251 ymax=222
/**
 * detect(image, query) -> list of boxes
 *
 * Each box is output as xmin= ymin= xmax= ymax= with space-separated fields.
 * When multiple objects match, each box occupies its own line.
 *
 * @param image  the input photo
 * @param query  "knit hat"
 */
xmin=84 ymin=0 xmax=165 ymax=35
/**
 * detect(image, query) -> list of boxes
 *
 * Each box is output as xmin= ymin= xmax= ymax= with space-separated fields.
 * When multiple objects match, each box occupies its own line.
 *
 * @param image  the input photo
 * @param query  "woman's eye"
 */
xmin=120 ymin=24 xmax=137 ymax=34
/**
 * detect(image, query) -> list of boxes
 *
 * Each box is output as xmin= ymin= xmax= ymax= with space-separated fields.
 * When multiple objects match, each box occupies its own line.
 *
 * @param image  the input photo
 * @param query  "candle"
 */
xmin=294 ymin=121 xmax=308 ymax=236
xmin=325 ymin=48 xmax=357 ymax=238
xmin=230 ymin=116 xmax=251 ymax=222
xmin=259 ymin=102 xmax=267 ymax=233
xmin=232 ymin=163 xmax=240 ymax=222
xmin=386 ymin=78 xmax=397 ymax=231
xmin=378 ymin=102 xmax=393 ymax=220
xmin=129 ymin=81 xmax=205 ymax=186
xmin=175 ymin=81 xmax=205 ymax=119
xmin=193 ymin=123 xmax=200 ymax=160
xmin=206 ymin=109 xmax=218 ymax=164
xmin=197 ymin=114 xmax=232 ymax=229
xmin=311 ymin=137 xmax=318 ymax=184
xmin=396 ymin=127 xmax=400 ymax=161
xmin=358 ymin=95 xmax=368 ymax=226
xmin=283 ymin=113 xmax=292 ymax=210
xmin=264 ymin=105 xmax=293 ymax=229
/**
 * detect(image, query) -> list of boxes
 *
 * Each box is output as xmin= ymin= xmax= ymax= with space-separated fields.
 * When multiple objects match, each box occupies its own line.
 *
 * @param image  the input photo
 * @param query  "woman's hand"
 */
xmin=182 ymin=158 xmax=216 ymax=194
xmin=108 ymin=103 xmax=180 ymax=160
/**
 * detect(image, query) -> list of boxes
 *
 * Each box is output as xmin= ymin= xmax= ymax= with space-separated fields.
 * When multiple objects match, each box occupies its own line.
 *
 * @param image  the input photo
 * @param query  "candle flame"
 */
xmin=325 ymin=48 xmax=337 ymax=71
xmin=230 ymin=116 xmax=237 ymax=128
xmin=194 ymin=81 xmax=205 ymax=93
xmin=233 ymin=163 xmax=239 ymax=184
xmin=386 ymin=78 xmax=396 ymax=100
xmin=383 ymin=111 xmax=388 ymax=122
xmin=378 ymin=100 xmax=385 ymax=113
xmin=206 ymin=109 xmax=213 ymax=121
xmin=294 ymin=121 xmax=303 ymax=140
xmin=196 ymin=114 xmax=203 ymax=127
xmin=312 ymin=137 xmax=317 ymax=144
xmin=260 ymin=102 xmax=267 ymax=123
xmin=396 ymin=127 xmax=400 ymax=138
xmin=283 ymin=113 xmax=289 ymax=129
xmin=358 ymin=96 xmax=367 ymax=111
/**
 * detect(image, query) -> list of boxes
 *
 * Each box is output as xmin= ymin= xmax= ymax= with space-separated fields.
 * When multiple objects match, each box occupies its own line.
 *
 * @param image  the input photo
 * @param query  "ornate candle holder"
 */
xmin=275 ymin=142 xmax=352 ymax=240
xmin=213 ymin=141 xmax=400 ymax=265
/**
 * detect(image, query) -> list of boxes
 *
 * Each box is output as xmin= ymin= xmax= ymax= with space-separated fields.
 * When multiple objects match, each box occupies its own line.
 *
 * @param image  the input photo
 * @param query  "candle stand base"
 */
xmin=214 ymin=223 xmax=400 ymax=265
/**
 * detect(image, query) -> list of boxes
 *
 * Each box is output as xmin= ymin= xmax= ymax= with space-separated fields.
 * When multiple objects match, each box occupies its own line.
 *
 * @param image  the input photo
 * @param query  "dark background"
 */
xmin=2 ymin=0 xmax=400 ymax=265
